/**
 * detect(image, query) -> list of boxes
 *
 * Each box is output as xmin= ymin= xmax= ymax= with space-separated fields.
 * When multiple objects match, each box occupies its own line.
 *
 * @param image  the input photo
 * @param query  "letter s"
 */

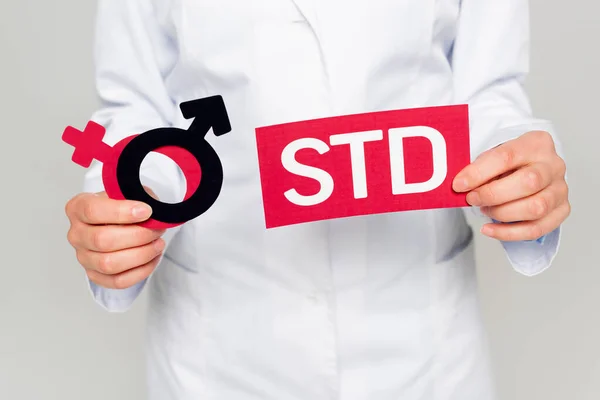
xmin=281 ymin=138 xmax=334 ymax=206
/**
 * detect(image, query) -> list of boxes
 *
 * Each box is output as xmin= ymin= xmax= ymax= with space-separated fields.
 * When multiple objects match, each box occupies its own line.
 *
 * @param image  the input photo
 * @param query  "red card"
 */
xmin=255 ymin=105 xmax=471 ymax=229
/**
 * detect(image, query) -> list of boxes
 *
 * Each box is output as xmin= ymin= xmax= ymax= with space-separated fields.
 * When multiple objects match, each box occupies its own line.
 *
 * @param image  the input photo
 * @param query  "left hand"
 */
xmin=453 ymin=131 xmax=570 ymax=242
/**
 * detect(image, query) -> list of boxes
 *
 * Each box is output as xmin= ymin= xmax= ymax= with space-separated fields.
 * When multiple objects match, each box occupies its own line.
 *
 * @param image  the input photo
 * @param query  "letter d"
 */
xmin=388 ymin=126 xmax=447 ymax=195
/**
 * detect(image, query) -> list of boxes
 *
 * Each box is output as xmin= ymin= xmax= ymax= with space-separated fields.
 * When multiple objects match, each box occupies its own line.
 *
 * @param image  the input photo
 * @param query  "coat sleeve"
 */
xmin=81 ymin=0 xmax=185 ymax=312
xmin=451 ymin=0 xmax=564 ymax=276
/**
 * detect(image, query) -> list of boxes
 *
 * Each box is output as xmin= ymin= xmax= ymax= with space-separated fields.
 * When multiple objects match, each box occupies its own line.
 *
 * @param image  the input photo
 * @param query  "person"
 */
xmin=64 ymin=1 xmax=570 ymax=399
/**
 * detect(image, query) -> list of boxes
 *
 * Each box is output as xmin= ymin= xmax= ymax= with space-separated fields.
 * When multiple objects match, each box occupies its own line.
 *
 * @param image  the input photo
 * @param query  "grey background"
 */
xmin=0 ymin=1 xmax=596 ymax=399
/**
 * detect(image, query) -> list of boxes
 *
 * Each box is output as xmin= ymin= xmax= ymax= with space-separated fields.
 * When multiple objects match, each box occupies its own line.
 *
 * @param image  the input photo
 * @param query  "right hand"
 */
xmin=65 ymin=190 xmax=166 ymax=289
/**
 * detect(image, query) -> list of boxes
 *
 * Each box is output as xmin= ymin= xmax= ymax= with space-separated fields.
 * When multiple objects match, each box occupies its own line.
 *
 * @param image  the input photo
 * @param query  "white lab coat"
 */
xmin=81 ymin=1 xmax=563 ymax=399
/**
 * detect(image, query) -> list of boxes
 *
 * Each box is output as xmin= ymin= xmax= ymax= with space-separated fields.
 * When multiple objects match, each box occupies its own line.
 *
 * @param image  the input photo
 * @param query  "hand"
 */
xmin=453 ymin=131 xmax=570 ymax=242
xmin=65 ymin=189 xmax=166 ymax=289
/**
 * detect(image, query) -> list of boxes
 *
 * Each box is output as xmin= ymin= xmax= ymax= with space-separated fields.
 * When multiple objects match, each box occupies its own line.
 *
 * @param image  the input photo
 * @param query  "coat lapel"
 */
xmin=287 ymin=0 xmax=319 ymax=34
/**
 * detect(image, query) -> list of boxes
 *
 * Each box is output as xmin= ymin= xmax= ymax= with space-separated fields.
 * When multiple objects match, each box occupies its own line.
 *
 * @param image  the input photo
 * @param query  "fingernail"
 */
xmin=154 ymin=238 xmax=165 ymax=251
xmin=480 ymin=206 xmax=489 ymax=216
xmin=481 ymin=225 xmax=494 ymax=236
xmin=454 ymin=177 xmax=469 ymax=192
xmin=467 ymin=192 xmax=482 ymax=206
xmin=132 ymin=204 xmax=151 ymax=219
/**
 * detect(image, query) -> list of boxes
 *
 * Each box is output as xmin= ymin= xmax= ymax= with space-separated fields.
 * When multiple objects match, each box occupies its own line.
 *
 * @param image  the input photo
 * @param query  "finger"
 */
xmin=466 ymin=162 xmax=553 ymax=207
xmin=453 ymin=141 xmax=527 ymax=193
xmin=70 ymin=222 xmax=165 ymax=252
xmin=481 ymin=181 xmax=568 ymax=223
xmin=77 ymin=238 xmax=165 ymax=275
xmin=86 ymin=255 xmax=161 ymax=290
xmin=454 ymin=131 xmax=558 ymax=193
xmin=480 ymin=202 xmax=571 ymax=242
xmin=68 ymin=193 xmax=152 ymax=225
